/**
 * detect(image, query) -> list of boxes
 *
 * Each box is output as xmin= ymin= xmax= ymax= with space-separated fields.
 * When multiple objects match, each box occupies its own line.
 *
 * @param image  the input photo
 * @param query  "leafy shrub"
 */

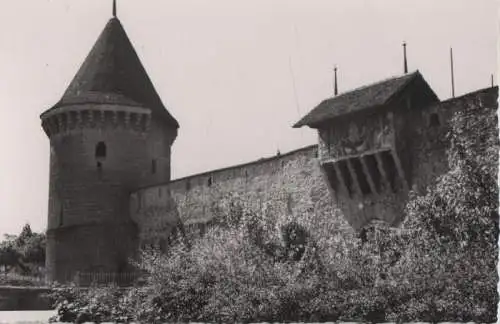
xmin=50 ymin=95 xmax=498 ymax=323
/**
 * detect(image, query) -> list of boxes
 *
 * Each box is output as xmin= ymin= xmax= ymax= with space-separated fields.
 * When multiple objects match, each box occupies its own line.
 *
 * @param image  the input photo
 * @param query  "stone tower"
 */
xmin=40 ymin=11 xmax=179 ymax=283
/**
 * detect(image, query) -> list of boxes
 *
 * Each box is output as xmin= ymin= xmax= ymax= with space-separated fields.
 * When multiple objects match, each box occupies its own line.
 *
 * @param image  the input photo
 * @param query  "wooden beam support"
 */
xmin=390 ymin=149 xmax=409 ymax=192
xmin=360 ymin=155 xmax=378 ymax=195
xmin=374 ymin=151 xmax=391 ymax=192
xmin=332 ymin=162 xmax=349 ymax=197
xmin=345 ymin=159 xmax=362 ymax=197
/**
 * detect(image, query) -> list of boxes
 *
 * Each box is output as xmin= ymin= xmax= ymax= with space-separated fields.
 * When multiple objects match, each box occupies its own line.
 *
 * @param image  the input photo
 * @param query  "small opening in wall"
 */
xmin=207 ymin=176 xmax=213 ymax=187
xmin=152 ymin=159 xmax=157 ymax=174
xmin=429 ymin=113 xmax=440 ymax=127
xmin=95 ymin=142 xmax=106 ymax=160
xmin=186 ymin=180 xmax=191 ymax=191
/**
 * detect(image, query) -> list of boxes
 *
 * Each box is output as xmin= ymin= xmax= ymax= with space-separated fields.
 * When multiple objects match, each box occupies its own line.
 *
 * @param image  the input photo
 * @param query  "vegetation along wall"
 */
xmin=130 ymin=86 xmax=498 ymax=249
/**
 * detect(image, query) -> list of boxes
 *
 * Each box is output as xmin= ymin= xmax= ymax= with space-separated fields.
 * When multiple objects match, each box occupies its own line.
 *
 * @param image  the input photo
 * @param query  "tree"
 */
xmin=0 ymin=224 xmax=46 ymax=275
xmin=391 ymin=95 xmax=499 ymax=322
xmin=0 ymin=241 xmax=21 ymax=273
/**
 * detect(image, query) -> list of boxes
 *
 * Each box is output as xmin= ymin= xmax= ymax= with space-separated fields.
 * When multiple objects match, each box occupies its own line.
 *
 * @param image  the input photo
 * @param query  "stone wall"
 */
xmin=131 ymin=145 xmax=356 ymax=246
xmin=131 ymin=86 xmax=497 ymax=246
xmin=406 ymin=86 xmax=498 ymax=196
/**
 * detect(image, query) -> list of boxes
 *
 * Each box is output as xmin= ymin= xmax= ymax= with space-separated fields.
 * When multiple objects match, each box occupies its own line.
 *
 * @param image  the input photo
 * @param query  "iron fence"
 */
xmin=74 ymin=271 xmax=142 ymax=287
xmin=0 ymin=272 xmax=47 ymax=287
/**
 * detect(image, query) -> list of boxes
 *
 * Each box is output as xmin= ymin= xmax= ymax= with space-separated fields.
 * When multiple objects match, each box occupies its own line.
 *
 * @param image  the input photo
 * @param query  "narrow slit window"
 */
xmin=207 ymin=176 xmax=213 ymax=187
xmin=152 ymin=159 xmax=157 ymax=174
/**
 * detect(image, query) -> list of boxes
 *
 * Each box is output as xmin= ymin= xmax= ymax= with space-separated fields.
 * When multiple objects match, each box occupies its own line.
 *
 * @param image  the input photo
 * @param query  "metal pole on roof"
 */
xmin=334 ymin=66 xmax=338 ymax=96
xmin=491 ymin=74 xmax=494 ymax=87
xmin=403 ymin=42 xmax=408 ymax=74
xmin=450 ymin=47 xmax=455 ymax=98
xmin=113 ymin=0 xmax=117 ymax=17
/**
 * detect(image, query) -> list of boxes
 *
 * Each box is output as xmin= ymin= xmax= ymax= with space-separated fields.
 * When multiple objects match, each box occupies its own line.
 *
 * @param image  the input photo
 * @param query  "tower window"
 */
xmin=207 ymin=176 xmax=213 ymax=187
xmin=429 ymin=113 xmax=440 ymax=127
xmin=152 ymin=159 xmax=157 ymax=174
xmin=95 ymin=142 xmax=106 ymax=160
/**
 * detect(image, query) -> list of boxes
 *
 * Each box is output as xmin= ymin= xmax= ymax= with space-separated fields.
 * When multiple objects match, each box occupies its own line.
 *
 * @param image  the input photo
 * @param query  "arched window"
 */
xmin=95 ymin=142 xmax=106 ymax=160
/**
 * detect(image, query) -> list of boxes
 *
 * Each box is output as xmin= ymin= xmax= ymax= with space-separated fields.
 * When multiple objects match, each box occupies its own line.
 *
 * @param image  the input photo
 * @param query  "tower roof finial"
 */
xmin=334 ymin=65 xmax=338 ymax=96
xmin=403 ymin=41 xmax=408 ymax=74
xmin=113 ymin=0 xmax=117 ymax=17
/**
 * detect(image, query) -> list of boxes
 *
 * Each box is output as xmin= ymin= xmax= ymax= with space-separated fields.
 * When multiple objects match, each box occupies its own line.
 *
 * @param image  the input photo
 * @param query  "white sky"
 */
xmin=0 ymin=0 xmax=498 ymax=236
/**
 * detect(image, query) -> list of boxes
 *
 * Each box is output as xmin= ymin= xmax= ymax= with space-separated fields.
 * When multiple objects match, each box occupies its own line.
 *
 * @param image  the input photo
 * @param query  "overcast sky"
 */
xmin=0 ymin=0 xmax=498 ymax=236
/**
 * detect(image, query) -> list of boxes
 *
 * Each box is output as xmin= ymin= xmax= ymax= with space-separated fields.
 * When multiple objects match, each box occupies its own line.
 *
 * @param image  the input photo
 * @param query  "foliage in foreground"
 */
xmin=50 ymin=97 xmax=498 ymax=323
xmin=0 ymin=224 xmax=46 ymax=277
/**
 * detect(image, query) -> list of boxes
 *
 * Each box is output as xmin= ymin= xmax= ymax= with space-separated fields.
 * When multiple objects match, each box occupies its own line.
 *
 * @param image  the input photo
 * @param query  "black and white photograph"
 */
xmin=0 ymin=0 xmax=498 ymax=323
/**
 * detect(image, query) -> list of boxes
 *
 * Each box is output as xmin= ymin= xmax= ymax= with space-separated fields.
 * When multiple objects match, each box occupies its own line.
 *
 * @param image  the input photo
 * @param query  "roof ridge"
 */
xmin=293 ymin=70 xmax=438 ymax=128
xmin=325 ymin=70 xmax=419 ymax=101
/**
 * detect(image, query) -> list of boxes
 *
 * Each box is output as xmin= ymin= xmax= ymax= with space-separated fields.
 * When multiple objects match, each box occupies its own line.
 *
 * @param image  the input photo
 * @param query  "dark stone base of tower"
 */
xmin=46 ymin=222 xmax=138 ymax=283
xmin=40 ymin=8 xmax=499 ymax=284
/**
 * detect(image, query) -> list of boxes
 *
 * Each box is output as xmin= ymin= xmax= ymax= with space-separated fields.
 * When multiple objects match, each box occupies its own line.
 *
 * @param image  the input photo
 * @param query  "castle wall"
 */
xmin=130 ymin=145 xmax=356 ymax=245
xmin=403 ymin=86 xmax=498 ymax=197
xmin=130 ymin=86 xmax=498 ymax=245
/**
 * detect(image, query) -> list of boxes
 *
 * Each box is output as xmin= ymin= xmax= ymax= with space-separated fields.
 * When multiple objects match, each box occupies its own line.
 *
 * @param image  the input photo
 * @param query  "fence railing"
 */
xmin=74 ymin=271 xmax=142 ymax=287
xmin=0 ymin=271 xmax=143 ymax=287
xmin=0 ymin=272 xmax=47 ymax=287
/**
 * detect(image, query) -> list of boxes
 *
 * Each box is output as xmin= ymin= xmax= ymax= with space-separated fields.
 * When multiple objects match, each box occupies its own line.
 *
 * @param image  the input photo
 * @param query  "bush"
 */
xmin=50 ymin=97 xmax=498 ymax=323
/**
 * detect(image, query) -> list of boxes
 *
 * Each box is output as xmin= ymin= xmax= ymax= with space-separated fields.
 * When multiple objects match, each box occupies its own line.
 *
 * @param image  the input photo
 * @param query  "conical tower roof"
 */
xmin=46 ymin=17 xmax=179 ymax=128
